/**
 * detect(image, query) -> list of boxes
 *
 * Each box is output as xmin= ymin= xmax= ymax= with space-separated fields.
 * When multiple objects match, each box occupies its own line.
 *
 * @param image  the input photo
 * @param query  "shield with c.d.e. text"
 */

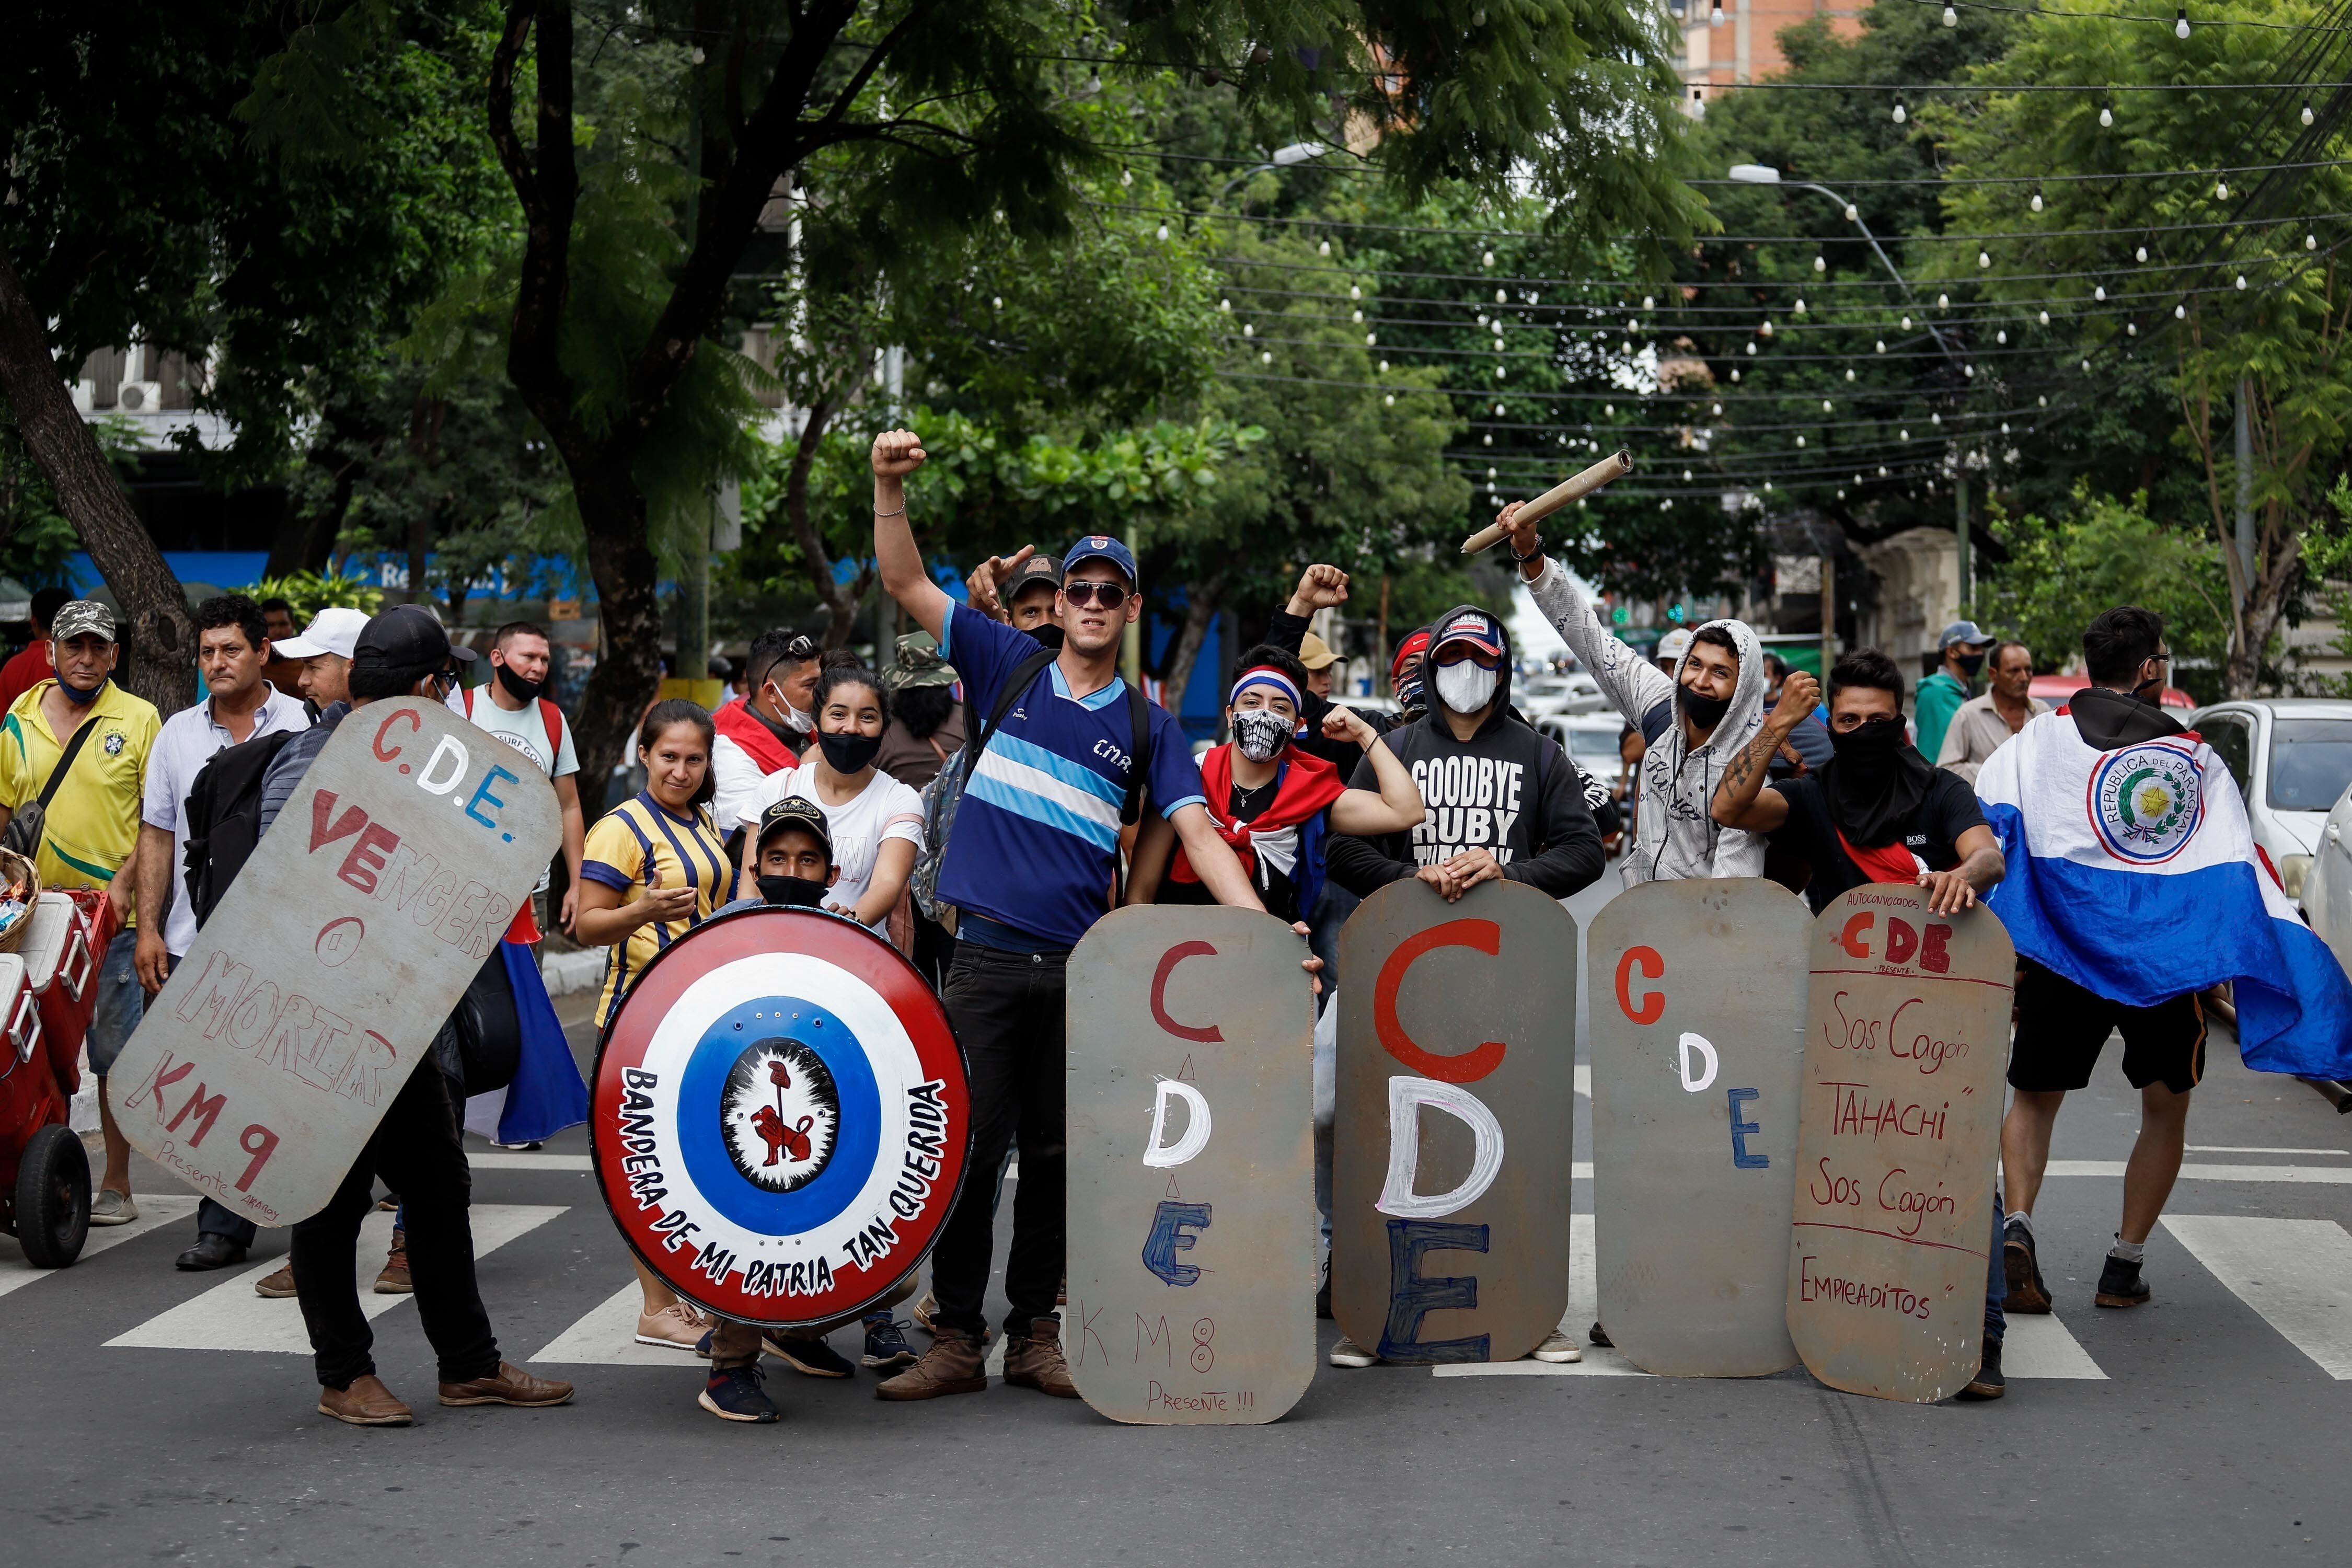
xmin=1590 ymin=877 xmax=1808 ymax=1377
xmin=1787 ymin=885 xmax=2013 ymax=1403
xmin=591 ymin=905 xmax=971 ymax=1329
xmin=110 ymin=699 xmax=560 ymax=1228
xmin=1065 ymin=906 xmax=1316 ymax=1424
xmin=1332 ymin=877 xmax=1575 ymax=1365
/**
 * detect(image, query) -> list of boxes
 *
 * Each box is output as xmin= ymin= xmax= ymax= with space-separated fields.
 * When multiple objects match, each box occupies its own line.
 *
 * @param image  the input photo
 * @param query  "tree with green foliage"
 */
xmin=0 ymin=3 xmax=510 ymax=710
xmin=463 ymin=0 xmax=1708 ymax=783
xmin=1931 ymin=0 xmax=2352 ymax=696
xmin=1975 ymin=484 xmax=2232 ymax=694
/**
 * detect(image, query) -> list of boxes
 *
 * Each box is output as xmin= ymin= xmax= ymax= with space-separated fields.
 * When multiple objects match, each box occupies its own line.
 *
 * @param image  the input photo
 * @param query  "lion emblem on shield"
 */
xmin=721 ymin=1036 xmax=839 ymax=1193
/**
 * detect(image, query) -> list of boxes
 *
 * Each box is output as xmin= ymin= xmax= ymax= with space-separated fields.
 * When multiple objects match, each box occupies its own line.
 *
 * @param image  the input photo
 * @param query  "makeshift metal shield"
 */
xmin=1332 ymin=878 xmax=1576 ymax=1365
xmin=1065 ymin=906 xmax=1316 ymax=1424
xmin=591 ymin=905 xmax=969 ymax=1328
xmin=1590 ymin=878 xmax=1808 ymax=1377
xmin=1787 ymin=886 xmax=2013 ymax=1402
xmin=111 ymin=700 xmax=560 ymax=1227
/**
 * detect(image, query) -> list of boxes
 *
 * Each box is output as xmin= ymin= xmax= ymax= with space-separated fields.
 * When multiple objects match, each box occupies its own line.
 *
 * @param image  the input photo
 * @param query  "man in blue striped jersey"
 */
xmin=863 ymin=428 xmax=1306 ymax=1401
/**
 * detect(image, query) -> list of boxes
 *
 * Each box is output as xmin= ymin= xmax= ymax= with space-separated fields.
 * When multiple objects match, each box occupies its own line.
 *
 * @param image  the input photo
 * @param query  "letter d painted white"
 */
xmin=1375 ymin=1076 xmax=1505 ymax=1219
xmin=416 ymin=735 xmax=471 ymax=795
xmin=1678 ymin=1031 xmax=1720 ymax=1093
xmin=1142 ymin=1079 xmax=1212 ymax=1169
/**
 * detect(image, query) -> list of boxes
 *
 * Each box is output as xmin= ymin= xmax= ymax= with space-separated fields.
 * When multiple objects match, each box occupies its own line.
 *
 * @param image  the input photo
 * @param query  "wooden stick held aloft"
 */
xmin=1460 ymin=450 xmax=1636 ymax=555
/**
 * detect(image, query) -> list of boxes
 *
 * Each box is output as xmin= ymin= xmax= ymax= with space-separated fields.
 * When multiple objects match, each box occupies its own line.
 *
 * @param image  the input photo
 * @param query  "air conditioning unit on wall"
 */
xmin=116 ymin=380 xmax=163 ymax=412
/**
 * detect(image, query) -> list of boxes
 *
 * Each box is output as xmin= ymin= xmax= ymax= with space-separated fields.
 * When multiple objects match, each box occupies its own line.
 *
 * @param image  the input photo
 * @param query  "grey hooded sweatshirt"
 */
xmin=1521 ymin=558 xmax=1770 ymax=885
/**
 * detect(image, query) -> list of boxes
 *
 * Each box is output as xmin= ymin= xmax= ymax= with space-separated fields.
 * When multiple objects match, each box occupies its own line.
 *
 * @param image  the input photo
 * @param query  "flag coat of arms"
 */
xmin=1976 ymin=705 xmax=2352 ymax=1080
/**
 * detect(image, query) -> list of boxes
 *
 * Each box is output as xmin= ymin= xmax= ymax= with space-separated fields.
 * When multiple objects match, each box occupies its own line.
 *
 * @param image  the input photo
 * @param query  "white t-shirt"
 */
xmin=741 ymin=762 xmax=924 ymax=931
xmin=449 ymin=686 xmax=577 ymax=891
xmin=143 ymin=685 xmax=314 ymax=956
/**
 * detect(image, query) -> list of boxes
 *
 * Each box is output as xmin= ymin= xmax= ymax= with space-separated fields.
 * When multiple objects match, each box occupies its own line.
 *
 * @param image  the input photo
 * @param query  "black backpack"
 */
xmin=180 ymin=730 xmax=301 ymax=927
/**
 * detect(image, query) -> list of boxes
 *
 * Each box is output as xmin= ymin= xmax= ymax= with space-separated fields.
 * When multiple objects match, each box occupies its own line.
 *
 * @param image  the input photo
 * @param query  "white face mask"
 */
xmin=766 ymin=682 xmax=813 ymax=733
xmin=1434 ymin=660 xmax=1498 ymax=714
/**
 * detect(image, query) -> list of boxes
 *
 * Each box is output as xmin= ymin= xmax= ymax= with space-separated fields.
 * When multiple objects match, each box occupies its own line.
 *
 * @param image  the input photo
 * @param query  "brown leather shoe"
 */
xmin=254 ymin=1262 xmax=297 ymax=1299
xmin=1002 ymin=1316 xmax=1078 ymax=1398
xmin=875 ymin=1329 xmax=987 ymax=1400
xmin=373 ymin=1228 xmax=411 ymax=1295
xmin=318 ymin=1374 xmax=413 ymax=1426
xmin=437 ymin=1361 xmax=574 ymax=1408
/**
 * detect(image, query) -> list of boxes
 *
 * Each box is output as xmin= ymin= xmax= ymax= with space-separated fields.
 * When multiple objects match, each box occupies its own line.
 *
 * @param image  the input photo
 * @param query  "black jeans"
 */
xmin=290 ymin=1064 xmax=501 ymax=1390
xmin=929 ymin=942 xmax=1068 ymax=1339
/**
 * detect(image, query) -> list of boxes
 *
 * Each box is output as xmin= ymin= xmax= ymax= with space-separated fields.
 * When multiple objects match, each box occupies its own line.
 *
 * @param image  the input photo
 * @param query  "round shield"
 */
xmin=591 ymin=906 xmax=969 ymax=1328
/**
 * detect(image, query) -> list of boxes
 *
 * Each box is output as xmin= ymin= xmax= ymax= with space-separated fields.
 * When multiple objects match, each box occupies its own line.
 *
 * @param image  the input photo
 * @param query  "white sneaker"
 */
xmin=1528 ymin=1330 xmax=1582 ymax=1364
xmin=1328 ymin=1334 xmax=1380 ymax=1368
xmin=635 ymin=1300 xmax=707 ymax=1349
xmin=89 ymin=1190 xmax=137 ymax=1227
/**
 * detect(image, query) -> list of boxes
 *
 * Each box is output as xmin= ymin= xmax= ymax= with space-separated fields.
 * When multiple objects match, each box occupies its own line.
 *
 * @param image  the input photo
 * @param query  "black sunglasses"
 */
xmin=1062 ymin=581 xmax=1131 ymax=609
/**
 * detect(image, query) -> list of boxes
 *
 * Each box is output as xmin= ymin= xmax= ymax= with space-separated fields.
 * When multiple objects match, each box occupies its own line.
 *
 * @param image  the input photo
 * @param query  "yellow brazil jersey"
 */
xmin=0 ymin=679 xmax=161 ymax=925
xmin=582 ymin=791 xmax=740 ymax=1029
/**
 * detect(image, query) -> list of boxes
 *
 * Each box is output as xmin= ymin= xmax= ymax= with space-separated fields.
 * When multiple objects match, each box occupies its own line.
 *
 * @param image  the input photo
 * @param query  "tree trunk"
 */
xmin=0 ymin=249 xmax=194 ymax=713
xmin=1157 ymin=572 xmax=1229 ymax=716
xmin=784 ymin=390 xmax=872 ymax=647
xmin=570 ymin=453 xmax=666 ymax=811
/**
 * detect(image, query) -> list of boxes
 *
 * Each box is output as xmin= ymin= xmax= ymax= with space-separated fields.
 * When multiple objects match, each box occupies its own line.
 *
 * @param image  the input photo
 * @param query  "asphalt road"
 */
xmin=6 ymin=873 xmax=2349 ymax=1567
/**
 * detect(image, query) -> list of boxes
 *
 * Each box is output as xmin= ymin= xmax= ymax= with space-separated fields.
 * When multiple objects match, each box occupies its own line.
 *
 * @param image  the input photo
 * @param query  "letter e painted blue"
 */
xmin=1377 ymin=1218 xmax=1490 ymax=1364
xmin=1141 ymin=1200 xmax=1213 ymax=1286
xmin=1727 ymin=1086 xmax=1769 ymax=1169
xmin=465 ymin=765 xmax=519 ymax=829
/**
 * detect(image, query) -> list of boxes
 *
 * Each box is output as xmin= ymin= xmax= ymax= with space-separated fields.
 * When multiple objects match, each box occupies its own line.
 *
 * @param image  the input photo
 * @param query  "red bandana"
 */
xmin=713 ymin=698 xmax=799 ymax=774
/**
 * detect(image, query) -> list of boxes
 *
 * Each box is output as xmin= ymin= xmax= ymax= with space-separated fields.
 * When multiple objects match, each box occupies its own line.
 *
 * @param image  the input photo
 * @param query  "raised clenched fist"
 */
xmin=871 ymin=428 xmax=927 ymax=479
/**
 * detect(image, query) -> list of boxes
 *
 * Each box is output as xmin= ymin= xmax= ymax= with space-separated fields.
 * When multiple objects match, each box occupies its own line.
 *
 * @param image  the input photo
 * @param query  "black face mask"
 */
xmin=816 ymin=729 xmax=883 ymax=775
xmin=495 ymin=662 xmax=547 ymax=703
xmin=1677 ymin=680 xmax=1733 ymax=732
xmin=1955 ymin=652 xmax=1986 ymax=680
xmin=1821 ymin=714 xmax=1935 ymax=847
xmin=757 ymin=874 xmax=829 ymax=908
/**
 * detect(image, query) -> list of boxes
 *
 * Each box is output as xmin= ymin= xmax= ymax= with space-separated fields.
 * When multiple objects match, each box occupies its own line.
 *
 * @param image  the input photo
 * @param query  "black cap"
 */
xmin=353 ymin=605 xmax=476 ymax=681
xmin=755 ymin=795 xmax=834 ymax=862
xmin=1005 ymin=554 xmax=1062 ymax=604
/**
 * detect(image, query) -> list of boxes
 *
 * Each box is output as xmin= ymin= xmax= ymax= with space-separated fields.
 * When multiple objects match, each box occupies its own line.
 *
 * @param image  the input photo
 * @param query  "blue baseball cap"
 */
xmin=1063 ymin=533 xmax=1137 ymax=587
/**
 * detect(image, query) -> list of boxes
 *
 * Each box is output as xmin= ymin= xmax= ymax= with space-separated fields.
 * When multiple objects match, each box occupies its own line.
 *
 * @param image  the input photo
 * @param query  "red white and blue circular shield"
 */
xmin=591 ymin=906 xmax=969 ymax=1328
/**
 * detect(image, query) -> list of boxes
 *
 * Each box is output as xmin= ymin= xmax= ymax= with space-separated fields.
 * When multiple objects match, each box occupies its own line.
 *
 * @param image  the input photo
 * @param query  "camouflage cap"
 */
xmin=50 ymin=600 xmax=117 ymax=643
xmin=883 ymin=630 xmax=958 ymax=690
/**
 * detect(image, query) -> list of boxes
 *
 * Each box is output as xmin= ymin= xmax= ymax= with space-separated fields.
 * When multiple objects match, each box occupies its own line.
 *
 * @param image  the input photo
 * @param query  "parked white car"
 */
xmin=1536 ymin=711 xmax=1634 ymax=779
xmin=2190 ymin=698 xmax=2352 ymax=909
xmin=2309 ymin=780 xmax=2352 ymax=955
xmin=1519 ymin=671 xmax=1608 ymax=718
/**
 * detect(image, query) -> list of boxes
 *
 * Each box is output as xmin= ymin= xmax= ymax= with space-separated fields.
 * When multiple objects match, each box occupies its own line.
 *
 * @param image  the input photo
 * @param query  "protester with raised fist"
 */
xmin=1496 ymin=499 xmax=1771 ymax=886
xmin=861 ymin=426 xmax=1316 ymax=1404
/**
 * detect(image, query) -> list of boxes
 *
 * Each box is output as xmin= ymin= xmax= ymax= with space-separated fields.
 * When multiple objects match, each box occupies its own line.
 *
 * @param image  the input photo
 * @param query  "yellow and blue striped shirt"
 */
xmin=582 ymin=791 xmax=739 ymax=1029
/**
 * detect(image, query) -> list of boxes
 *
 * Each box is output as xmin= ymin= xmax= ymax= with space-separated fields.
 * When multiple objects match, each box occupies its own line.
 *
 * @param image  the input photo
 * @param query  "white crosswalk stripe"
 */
xmin=1 ymin=1194 xmax=200 ymax=1298
xmin=1999 ymin=1313 xmax=2105 ymax=1379
xmin=104 ymin=1205 xmax=566 ymax=1354
xmin=532 ymin=1283 xmax=713 ymax=1366
xmin=2163 ymin=1214 xmax=2352 ymax=1379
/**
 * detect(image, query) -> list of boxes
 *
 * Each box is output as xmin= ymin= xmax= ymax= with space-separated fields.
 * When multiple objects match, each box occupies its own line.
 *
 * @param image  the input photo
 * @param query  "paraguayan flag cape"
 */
xmin=1976 ymin=707 xmax=2352 ymax=1080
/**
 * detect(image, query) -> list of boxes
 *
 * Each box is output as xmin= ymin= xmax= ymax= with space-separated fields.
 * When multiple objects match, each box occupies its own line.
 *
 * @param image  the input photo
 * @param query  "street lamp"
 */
xmin=1219 ymin=141 xmax=1328 ymax=202
xmin=1725 ymin=163 xmax=1977 ymax=616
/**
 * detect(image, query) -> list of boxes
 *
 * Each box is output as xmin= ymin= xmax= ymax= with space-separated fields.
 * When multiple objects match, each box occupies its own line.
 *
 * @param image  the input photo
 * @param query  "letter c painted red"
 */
xmin=1374 ymin=919 xmax=1505 ymax=1083
xmin=373 ymin=707 xmax=421 ymax=762
xmin=1615 ymin=946 xmax=1665 ymax=1025
xmin=1150 ymin=941 xmax=1224 ymax=1043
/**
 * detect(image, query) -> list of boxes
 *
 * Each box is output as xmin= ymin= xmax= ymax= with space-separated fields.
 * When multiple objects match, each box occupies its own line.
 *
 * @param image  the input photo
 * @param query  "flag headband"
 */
xmin=1230 ymin=666 xmax=1302 ymax=710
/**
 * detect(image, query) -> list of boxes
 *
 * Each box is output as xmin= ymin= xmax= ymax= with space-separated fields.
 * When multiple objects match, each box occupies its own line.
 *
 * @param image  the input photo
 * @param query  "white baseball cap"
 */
xmin=272 ymin=605 xmax=371 ymax=660
xmin=1655 ymin=627 xmax=1695 ymax=666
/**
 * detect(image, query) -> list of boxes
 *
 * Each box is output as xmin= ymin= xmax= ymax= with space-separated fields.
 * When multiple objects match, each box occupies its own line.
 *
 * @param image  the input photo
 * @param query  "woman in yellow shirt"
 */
xmin=575 ymin=699 xmax=738 ymax=1350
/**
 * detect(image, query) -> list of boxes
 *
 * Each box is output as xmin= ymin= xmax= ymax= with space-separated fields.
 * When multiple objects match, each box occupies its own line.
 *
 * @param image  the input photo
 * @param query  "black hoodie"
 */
xmin=1324 ymin=604 xmax=1605 ymax=900
xmin=2067 ymin=685 xmax=2186 ymax=751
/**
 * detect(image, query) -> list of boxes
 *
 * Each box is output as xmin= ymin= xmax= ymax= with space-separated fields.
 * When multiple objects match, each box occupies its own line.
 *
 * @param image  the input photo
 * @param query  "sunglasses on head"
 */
xmin=1062 ymin=580 xmax=1131 ymax=609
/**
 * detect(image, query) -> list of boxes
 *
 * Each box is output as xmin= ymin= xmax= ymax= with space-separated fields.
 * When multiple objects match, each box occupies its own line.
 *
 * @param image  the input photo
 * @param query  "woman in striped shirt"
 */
xmin=574 ymin=698 xmax=739 ymax=1350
